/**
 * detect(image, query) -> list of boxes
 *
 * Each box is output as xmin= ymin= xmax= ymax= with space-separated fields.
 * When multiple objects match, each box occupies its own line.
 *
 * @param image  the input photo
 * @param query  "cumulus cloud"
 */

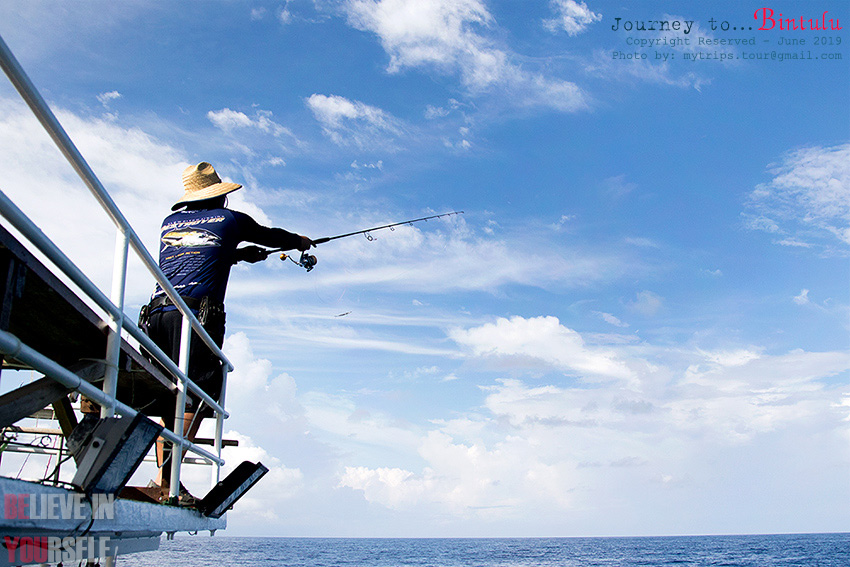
xmin=180 ymin=429 xmax=305 ymax=525
xmin=339 ymin=428 xmax=576 ymax=514
xmin=340 ymin=0 xmax=588 ymax=111
xmin=343 ymin=0 xmax=498 ymax=84
xmin=339 ymin=466 xmax=428 ymax=508
xmin=0 ymin=94 xmax=291 ymax=319
xmin=745 ymin=143 xmax=850 ymax=252
xmin=339 ymin=343 xmax=850 ymax=520
xmin=543 ymin=0 xmax=602 ymax=35
xmin=0 ymin=95 xmax=188 ymax=305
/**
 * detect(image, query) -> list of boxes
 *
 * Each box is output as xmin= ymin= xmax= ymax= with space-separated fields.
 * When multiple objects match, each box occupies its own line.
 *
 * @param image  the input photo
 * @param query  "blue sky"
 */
xmin=0 ymin=0 xmax=847 ymax=537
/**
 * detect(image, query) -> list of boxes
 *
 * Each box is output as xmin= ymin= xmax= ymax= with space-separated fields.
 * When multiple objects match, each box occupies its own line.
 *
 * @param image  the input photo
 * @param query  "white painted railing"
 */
xmin=0 ymin=33 xmax=231 ymax=497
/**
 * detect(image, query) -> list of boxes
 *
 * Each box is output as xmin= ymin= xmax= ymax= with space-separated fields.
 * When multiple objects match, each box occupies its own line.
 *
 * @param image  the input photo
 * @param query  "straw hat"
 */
xmin=173 ymin=162 xmax=242 ymax=210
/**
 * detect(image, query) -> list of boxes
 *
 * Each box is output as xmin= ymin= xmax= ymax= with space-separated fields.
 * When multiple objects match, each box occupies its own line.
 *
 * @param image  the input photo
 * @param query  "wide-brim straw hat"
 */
xmin=173 ymin=162 xmax=242 ymax=210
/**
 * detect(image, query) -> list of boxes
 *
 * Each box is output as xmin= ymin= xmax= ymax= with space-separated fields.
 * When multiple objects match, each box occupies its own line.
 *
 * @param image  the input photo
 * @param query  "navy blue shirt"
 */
xmin=154 ymin=207 xmax=302 ymax=305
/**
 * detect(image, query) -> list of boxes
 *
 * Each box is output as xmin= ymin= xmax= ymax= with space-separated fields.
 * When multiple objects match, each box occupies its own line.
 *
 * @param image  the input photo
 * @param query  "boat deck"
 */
xmin=0 ymin=223 xmax=177 ymax=422
xmin=0 ymin=223 xmax=226 ymax=564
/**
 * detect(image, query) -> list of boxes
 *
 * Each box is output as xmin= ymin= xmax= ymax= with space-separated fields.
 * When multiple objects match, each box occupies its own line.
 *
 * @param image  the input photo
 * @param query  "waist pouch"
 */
xmin=139 ymin=295 xmax=224 ymax=328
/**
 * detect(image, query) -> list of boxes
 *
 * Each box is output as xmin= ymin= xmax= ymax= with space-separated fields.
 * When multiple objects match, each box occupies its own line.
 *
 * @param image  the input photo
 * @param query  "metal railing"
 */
xmin=0 ymin=33 xmax=232 ymax=497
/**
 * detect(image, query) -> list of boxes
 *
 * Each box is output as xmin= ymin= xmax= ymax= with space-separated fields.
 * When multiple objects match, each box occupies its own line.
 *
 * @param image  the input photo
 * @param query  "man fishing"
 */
xmin=143 ymin=162 xmax=313 ymax=502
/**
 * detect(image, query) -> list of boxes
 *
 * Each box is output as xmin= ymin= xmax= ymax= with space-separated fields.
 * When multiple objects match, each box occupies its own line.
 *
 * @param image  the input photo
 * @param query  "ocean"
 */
xmin=119 ymin=533 xmax=849 ymax=566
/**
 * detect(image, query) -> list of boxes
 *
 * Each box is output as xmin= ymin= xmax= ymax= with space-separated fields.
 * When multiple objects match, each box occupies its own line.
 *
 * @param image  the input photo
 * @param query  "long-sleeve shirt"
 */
xmin=153 ymin=207 xmax=302 ymax=305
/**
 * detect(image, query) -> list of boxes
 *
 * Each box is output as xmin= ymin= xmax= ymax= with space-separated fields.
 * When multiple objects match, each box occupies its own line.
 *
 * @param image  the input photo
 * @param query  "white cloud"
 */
xmin=596 ymin=311 xmax=629 ymax=328
xmin=776 ymin=238 xmax=814 ymax=248
xmin=585 ymin=49 xmax=710 ymax=91
xmin=343 ymin=0 xmax=496 ymax=84
xmin=96 ymin=90 xmax=121 ymax=108
xmin=340 ymin=0 xmax=588 ymax=111
xmin=306 ymin=93 xmax=405 ymax=149
xmin=746 ymin=143 xmax=850 ymax=251
xmin=698 ymin=348 xmax=762 ymax=367
xmin=742 ymin=214 xmax=780 ymax=233
xmin=226 ymin=214 xmax=637 ymax=300
xmin=339 ymin=466 xmax=428 ymax=508
xmin=450 ymin=316 xmax=634 ymax=380
xmin=585 ymin=17 xmax=724 ymax=91
xmin=301 ymin=389 xmax=422 ymax=451
xmin=628 ymin=290 xmax=663 ymax=316
xmin=339 ymin=428 xmax=576 ymax=514
xmin=307 ymin=94 xmax=397 ymax=130
xmin=221 ymin=332 xmax=312 ymax=438
xmin=544 ymin=0 xmax=602 ymax=36
xmin=204 ymin=108 xmax=302 ymax=163
xmin=207 ymin=108 xmax=294 ymax=138
xmin=676 ymin=349 xmax=850 ymax=443
xmin=279 ymin=5 xmax=293 ymax=25
xmin=794 ymin=289 xmax=811 ymax=305
xmin=0 ymin=95 xmax=189 ymax=305
xmin=625 ymin=237 xmax=661 ymax=248
xmin=425 ymin=105 xmax=450 ymax=119
xmin=602 ymin=174 xmax=637 ymax=199
xmin=351 ymin=159 xmax=384 ymax=170
xmin=339 ymin=343 xmax=850 ymax=522
xmin=552 ymin=214 xmax=576 ymax=231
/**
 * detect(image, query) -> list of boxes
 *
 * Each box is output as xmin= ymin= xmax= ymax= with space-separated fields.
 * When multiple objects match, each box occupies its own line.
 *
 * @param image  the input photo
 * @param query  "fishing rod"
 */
xmin=268 ymin=211 xmax=464 ymax=271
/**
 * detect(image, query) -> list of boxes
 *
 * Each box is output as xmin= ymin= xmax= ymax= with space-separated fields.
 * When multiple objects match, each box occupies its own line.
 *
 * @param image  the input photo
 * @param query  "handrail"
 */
xmin=0 ymin=330 xmax=223 ymax=466
xmin=0 ymin=191 xmax=229 ymax=418
xmin=0 ymin=35 xmax=232 ymax=373
xmin=0 ymin=33 xmax=232 ymax=489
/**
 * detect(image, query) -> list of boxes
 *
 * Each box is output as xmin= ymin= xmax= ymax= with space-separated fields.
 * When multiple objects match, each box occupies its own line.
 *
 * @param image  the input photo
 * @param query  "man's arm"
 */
xmin=233 ymin=212 xmax=314 ymax=262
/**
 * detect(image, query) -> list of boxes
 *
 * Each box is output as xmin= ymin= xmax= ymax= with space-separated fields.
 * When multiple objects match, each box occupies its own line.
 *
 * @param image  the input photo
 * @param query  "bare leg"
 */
xmin=155 ymin=413 xmax=204 ymax=489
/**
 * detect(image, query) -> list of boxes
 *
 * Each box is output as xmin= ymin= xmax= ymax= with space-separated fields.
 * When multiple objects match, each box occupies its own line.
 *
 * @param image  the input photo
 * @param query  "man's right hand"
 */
xmin=297 ymin=236 xmax=315 ymax=251
xmin=234 ymin=246 xmax=270 ymax=264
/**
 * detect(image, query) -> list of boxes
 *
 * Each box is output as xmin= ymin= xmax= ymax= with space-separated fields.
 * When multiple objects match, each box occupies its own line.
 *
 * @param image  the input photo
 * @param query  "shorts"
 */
xmin=146 ymin=306 xmax=225 ymax=415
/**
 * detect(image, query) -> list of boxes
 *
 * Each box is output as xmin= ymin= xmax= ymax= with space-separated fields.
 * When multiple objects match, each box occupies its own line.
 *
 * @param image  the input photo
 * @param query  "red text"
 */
xmin=755 ymin=8 xmax=842 ymax=31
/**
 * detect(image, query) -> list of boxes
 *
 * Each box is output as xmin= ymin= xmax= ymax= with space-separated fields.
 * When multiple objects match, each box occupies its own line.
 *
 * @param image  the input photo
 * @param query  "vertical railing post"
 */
xmin=101 ymin=229 xmax=129 ymax=418
xmin=212 ymin=364 xmax=227 ymax=487
xmin=169 ymin=313 xmax=192 ymax=499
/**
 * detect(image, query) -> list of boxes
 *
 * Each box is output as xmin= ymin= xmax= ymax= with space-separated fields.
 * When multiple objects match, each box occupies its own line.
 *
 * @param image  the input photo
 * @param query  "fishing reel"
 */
xmin=280 ymin=250 xmax=318 ymax=272
xmin=298 ymin=251 xmax=317 ymax=271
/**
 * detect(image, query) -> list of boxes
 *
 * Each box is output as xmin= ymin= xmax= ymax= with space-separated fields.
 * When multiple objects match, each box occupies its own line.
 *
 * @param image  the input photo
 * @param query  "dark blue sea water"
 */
xmin=119 ymin=533 xmax=849 ymax=566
